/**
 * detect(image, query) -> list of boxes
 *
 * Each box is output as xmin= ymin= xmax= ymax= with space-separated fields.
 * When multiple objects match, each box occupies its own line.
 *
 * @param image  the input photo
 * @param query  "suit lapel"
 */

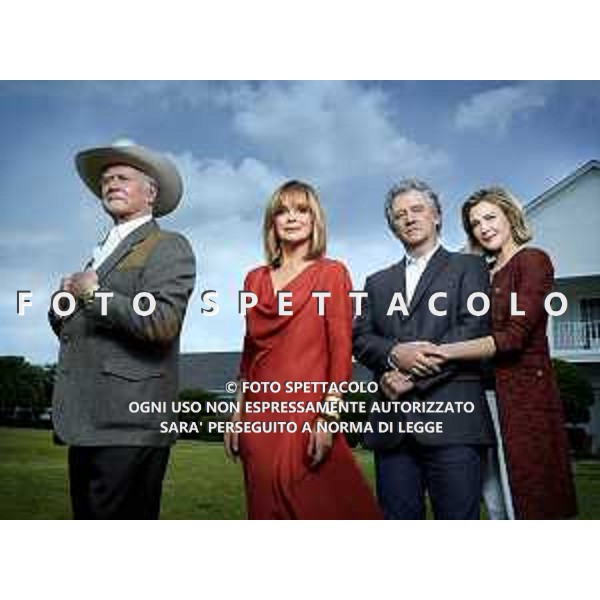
xmin=83 ymin=257 xmax=94 ymax=270
xmin=408 ymin=246 xmax=451 ymax=315
xmin=96 ymin=220 xmax=158 ymax=283
xmin=387 ymin=259 xmax=407 ymax=329
xmin=391 ymin=259 xmax=406 ymax=299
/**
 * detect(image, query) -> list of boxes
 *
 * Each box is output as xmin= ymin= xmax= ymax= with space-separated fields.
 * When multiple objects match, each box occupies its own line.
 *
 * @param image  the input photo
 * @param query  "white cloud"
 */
xmin=454 ymin=83 xmax=549 ymax=135
xmin=224 ymin=81 xmax=447 ymax=183
xmin=161 ymin=150 xmax=286 ymax=353
xmin=172 ymin=152 xmax=284 ymax=221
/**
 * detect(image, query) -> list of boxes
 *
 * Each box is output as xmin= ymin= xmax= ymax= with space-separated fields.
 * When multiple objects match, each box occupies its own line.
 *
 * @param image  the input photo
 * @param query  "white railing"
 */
xmin=553 ymin=320 xmax=600 ymax=351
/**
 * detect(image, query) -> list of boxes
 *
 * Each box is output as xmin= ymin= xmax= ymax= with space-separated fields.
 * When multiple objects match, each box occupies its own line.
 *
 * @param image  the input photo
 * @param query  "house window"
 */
xmin=580 ymin=298 xmax=600 ymax=350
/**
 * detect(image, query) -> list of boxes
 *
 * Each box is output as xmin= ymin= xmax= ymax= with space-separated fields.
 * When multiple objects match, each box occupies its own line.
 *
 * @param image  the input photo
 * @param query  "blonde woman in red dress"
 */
xmin=433 ymin=187 xmax=577 ymax=519
xmin=224 ymin=180 xmax=382 ymax=519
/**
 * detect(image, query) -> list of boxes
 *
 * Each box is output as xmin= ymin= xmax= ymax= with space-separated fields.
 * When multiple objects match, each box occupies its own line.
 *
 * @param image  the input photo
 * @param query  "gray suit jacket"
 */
xmin=353 ymin=246 xmax=495 ymax=449
xmin=50 ymin=220 xmax=196 ymax=446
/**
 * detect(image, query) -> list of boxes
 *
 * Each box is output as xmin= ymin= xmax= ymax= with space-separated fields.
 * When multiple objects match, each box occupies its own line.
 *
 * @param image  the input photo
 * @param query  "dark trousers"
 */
xmin=375 ymin=440 xmax=482 ymax=520
xmin=68 ymin=446 xmax=171 ymax=520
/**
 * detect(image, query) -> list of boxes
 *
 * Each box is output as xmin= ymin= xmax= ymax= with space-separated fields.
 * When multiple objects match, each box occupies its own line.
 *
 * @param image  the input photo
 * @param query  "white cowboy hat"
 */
xmin=75 ymin=139 xmax=183 ymax=217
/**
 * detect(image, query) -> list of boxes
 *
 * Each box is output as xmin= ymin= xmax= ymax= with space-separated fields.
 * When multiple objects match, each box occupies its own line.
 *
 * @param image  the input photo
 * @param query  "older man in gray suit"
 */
xmin=49 ymin=141 xmax=196 ymax=519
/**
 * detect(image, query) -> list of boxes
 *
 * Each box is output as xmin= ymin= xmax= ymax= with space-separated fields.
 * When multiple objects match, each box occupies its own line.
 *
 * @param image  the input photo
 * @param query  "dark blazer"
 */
xmin=353 ymin=246 xmax=494 ymax=449
xmin=50 ymin=220 xmax=196 ymax=446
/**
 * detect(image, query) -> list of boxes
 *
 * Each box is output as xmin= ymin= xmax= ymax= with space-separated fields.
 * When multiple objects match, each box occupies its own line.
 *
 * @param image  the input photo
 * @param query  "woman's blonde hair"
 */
xmin=461 ymin=186 xmax=533 ymax=253
xmin=263 ymin=180 xmax=326 ymax=266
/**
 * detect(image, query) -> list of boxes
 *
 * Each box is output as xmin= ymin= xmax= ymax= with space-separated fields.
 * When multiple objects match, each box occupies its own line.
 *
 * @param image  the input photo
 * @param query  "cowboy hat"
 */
xmin=75 ymin=139 xmax=183 ymax=217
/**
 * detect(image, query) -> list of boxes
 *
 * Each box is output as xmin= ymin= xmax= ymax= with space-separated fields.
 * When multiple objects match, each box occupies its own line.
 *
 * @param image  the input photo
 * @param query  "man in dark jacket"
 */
xmin=353 ymin=179 xmax=493 ymax=519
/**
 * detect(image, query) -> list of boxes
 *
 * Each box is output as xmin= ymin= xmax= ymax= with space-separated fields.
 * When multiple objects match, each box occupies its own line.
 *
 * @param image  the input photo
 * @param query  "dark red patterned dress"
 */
xmin=491 ymin=247 xmax=577 ymax=519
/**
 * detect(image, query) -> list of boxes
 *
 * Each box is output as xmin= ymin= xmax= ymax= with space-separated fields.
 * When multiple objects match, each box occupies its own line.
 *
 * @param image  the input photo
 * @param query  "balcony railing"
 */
xmin=553 ymin=320 xmax=600 ymax=351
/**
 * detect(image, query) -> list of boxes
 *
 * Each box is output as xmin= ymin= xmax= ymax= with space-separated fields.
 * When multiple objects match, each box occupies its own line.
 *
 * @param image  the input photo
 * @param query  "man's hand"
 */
xmin=69 ymin=270 xmax=99 ymax=299
xmin=308 ymin=417 xmax=334 ymax=468
xmin=389 ymin=341 xmax=445 ymax=378
xmin=380 ymin=370 xmax=415 ymax=401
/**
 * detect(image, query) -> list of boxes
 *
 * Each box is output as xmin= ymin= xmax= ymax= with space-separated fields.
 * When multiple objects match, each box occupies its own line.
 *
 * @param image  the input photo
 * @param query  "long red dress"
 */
xmin=491 ymin=247 xmax=577 ymax=519
xmin=238 ymin=258 xmax=382 ymax=519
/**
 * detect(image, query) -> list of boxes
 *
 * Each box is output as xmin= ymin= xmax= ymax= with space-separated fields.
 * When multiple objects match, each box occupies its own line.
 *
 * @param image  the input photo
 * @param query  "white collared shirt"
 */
xmin=404 ymin=242 xmax=440 ymax=306
xmin=90 ymin=214 xmax=152 ymax=270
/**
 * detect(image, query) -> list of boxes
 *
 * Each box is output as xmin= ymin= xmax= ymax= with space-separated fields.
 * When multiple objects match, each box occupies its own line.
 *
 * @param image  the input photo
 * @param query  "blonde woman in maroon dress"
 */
xmin=224 ymin=180 xmax=381 ymax=520
xmin=433 ymin=187 xmax=577 ymax=519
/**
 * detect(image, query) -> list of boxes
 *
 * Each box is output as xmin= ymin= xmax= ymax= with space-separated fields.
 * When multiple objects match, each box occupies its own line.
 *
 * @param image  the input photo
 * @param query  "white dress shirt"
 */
xmin=404 ymin=242 xmax=440 ymax=306
xmin=90 ymin=214 xmax=152 ymax=270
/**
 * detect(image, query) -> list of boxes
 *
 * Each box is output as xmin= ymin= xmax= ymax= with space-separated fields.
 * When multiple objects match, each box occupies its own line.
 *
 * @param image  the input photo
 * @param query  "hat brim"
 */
xmin=75 ymin=145 xmax=183 ymax=217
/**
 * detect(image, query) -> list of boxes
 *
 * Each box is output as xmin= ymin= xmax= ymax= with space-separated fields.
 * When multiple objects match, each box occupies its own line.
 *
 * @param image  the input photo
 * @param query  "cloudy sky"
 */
xmin=1 ymin=80 xmax=599 ymax=365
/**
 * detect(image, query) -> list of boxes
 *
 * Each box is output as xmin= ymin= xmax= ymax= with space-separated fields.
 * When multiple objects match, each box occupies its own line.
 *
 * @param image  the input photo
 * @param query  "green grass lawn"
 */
xmin=1 ymin=427 xmax=598 ymax=519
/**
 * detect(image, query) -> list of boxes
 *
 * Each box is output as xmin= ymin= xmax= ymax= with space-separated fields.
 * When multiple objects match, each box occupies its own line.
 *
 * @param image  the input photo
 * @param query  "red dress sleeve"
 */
xmin=323 ymin=261 xmax=353 ymax=394
xmin=493 ymin=249 xmax=554 ymax=355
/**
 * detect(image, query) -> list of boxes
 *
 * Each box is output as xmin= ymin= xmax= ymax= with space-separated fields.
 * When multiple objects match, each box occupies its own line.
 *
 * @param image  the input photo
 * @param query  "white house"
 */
xmin=524 ymin=160 xmax=600 ymax=453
